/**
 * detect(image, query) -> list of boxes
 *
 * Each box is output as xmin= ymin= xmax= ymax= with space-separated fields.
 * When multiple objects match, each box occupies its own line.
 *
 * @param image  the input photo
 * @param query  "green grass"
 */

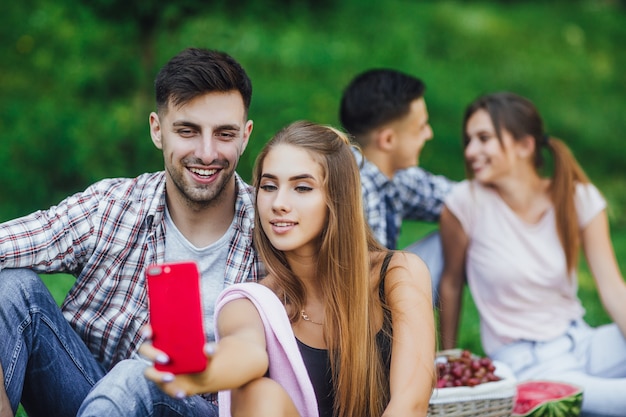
xmin=40 ymin=274 xmax=76 ymax=305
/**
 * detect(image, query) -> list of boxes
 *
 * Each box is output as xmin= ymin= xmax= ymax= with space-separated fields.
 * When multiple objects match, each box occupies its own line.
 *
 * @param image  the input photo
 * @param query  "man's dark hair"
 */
xmin=339 ymin=69 xmax=425 ymax=140
xmin=155 ymin=47 xmax=252 ymax=115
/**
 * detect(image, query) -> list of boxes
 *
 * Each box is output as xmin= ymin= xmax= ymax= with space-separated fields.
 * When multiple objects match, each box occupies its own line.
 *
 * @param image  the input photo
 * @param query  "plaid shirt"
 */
xmin=352 ymin=147 xmax=455 ymax=248
xmin=0 ymin=171 xmax=261 ymax=370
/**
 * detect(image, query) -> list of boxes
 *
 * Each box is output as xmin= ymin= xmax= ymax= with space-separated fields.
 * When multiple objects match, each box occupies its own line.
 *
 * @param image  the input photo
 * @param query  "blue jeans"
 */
xmin=0 ymin=268 xmax=106 ymax=417
xmin=404 ymin=230 xmax=443 ymax=305
xmin=491 ymin=321 xmax=626 ymax=417
xmin=78 ymin=359 xmax=219 ymax=416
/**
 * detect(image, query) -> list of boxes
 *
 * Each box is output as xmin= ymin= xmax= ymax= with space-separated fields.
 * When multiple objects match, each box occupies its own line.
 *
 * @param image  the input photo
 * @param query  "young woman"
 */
xmin=438 ymin=92 xmax=626 ymax=416
xmin=140 ymin=121 xmax=435 ymax=416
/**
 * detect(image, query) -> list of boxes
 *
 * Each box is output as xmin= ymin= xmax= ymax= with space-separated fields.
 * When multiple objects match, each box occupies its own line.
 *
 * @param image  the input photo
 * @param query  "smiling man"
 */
xmin=339 ymin=69 xmax=456 ymax=305
xmin=0 ymin=48 xmax=262 ymax=417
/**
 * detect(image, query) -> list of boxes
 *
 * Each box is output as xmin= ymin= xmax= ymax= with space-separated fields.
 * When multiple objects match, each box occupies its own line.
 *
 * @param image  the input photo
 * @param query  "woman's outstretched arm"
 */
xmin=141 ymin=297 xmax=269 ymax=397
xmin=438 ymin=206 xmax=469 ymax=350
xmin=582 ymin=210 xmax=626 ymax=337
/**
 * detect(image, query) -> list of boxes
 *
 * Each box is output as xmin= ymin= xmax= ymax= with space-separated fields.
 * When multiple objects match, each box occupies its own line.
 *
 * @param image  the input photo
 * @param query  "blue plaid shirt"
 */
xmin=0 ymin=171 xmax=261 ymax=370
xmin=352 ymin=147 xmax=455 ymax=248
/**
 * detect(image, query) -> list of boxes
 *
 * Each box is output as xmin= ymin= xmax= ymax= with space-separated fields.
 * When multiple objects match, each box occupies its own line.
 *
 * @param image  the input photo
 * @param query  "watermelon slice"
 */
xmin=513 ymin=380 xmax=583 ymax=417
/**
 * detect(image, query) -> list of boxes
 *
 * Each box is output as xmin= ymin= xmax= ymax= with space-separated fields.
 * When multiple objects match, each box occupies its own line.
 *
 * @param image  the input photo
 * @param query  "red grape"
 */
xmin=435 ymin=350 xmax=502 ymax=389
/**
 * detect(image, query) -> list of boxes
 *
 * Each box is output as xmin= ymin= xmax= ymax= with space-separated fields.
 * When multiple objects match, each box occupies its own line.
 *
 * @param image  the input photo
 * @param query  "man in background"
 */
xmin=339 ymin=68 xmax=455 ymax=304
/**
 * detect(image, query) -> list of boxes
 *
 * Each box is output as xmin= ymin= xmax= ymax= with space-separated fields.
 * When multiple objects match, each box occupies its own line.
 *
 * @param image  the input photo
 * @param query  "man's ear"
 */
xmin=240 ymin=120 xmax=254 ymax=155
xmin=150 ymin=112 xmax=163 ymax=150
xmin=373 ymin=127 xmax=396 ymax=152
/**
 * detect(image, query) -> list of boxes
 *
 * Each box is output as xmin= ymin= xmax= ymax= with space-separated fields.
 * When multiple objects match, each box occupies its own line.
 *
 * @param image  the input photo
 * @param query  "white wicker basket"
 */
xmin=429 ymin=350 xmax=517 ymax=417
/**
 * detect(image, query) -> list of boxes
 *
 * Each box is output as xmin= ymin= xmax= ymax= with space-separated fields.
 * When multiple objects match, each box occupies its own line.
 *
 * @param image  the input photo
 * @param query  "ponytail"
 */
xmin=545 ymin=137 xmax=590 ymax=273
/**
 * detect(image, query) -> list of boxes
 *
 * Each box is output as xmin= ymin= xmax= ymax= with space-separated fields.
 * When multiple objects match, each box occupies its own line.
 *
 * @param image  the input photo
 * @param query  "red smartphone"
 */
xmin=146 ymin=261 xmax=207 ymax=374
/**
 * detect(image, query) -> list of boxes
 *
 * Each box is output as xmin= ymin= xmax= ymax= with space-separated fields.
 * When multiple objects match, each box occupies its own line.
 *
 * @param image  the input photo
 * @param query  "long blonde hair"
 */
xmin=253 ymin=121 xmax=387 ymax=417
xmin=463 ymin=92 xmax=590 ymax=272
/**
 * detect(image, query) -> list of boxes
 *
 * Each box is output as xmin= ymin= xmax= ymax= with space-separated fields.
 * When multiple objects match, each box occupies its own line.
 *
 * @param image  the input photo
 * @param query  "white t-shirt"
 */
xmin=164 ymin=208 xmax=234 ymax=342
xmin=445 ymin=180 xmax=606 ymax=355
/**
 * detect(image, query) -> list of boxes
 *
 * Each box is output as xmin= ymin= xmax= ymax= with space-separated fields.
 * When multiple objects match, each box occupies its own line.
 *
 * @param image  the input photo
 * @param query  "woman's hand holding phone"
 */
xmin=139 ymin=325 xmax=217 ymax=399
xmin=143 ymin=266 xmax=271 ymax=398
xmin=144 ymin=260 xmax=217 ymax=398
xmin=146 ymin=261 xmax=207 ymax=374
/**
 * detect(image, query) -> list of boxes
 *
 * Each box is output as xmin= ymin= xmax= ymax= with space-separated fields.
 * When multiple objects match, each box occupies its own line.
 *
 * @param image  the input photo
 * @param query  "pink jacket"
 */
xmin=215 ymin=283 xmax=319 ymax=417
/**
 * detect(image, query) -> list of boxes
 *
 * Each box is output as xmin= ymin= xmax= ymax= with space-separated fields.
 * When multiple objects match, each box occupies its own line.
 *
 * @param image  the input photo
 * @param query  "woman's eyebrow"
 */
xmin=260 ymin=173 xmax=315 ymax=181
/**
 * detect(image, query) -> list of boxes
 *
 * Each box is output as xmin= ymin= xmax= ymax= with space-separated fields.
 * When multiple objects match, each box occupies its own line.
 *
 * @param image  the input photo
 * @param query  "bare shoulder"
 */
xmin=379 ymin=251 xmax=432 ymax=305
xmin=387 ymin=251 xmax=429 ymax=278
xmin=371 ymin=250 xmax=431 ymax=288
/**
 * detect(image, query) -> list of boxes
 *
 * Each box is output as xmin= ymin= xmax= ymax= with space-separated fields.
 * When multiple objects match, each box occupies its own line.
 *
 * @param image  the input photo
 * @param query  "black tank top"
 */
xmin=297 ymin=252 xmax=394 ymax=417
xmin=296 ymin=338 xmax=334 ymax=417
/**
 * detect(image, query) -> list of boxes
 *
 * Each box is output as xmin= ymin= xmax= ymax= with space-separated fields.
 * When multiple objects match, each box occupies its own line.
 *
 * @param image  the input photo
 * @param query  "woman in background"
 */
xmin=439 ymin=92 xmax=626 ymax=416
xmin=142 ymin=121 xmax=435 ymax=416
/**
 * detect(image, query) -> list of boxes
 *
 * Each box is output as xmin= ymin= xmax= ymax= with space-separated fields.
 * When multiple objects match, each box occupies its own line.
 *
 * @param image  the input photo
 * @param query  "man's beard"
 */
xmin=167 ymin=161 xmax=235 ymax=211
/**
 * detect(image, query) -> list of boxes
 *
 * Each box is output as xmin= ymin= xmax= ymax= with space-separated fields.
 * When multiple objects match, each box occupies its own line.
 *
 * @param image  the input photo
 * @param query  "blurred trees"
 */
xmin=0 ymin=0 xmax=336 ymax=220
xmin=1 ymin=1 xmax=156 ymax=218
xmin=1 ymin=0 xmax=625 ymax=225
xmin=78 ymin=0 xmax=215 ymax=83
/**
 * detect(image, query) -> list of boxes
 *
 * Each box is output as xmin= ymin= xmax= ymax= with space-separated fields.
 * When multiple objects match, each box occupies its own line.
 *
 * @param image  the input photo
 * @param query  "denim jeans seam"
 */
xmin=18 ymin=305 xmax=101 ymax=388
xmin=38 ymin=311 xmax=102 ymax=386
xmin=5 ymin=312 xmax=32 ymax=387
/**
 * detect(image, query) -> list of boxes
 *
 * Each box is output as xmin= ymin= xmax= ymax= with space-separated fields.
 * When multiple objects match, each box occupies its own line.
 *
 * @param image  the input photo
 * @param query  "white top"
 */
xmin=445 ymin=180 xmax=606 ymax=355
